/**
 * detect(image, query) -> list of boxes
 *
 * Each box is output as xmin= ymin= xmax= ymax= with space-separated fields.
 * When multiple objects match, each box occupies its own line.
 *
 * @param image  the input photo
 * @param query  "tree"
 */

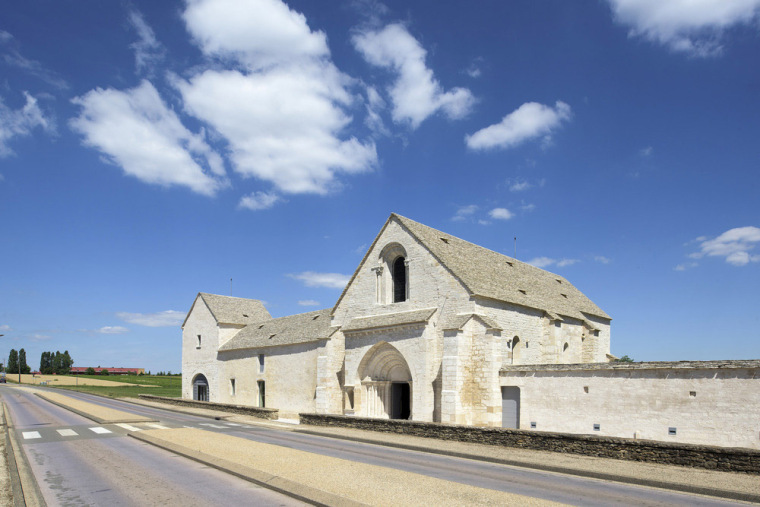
xmin=85 ymin=367 xmax=96 ymax=375
xmin=101 ymin=369 xmax=109 ymax=376
xmin=60 ymin=350 xmax=73 ymax=375
xmin=7 ymin=349 xmax=18 ymax=374
xmin=19 ymin=348 xmax=31 ymax=374
xmin=52 ymin=351 xmax=62 ymax=374
xmin=616 ymin=355 xmax=635 ymax=363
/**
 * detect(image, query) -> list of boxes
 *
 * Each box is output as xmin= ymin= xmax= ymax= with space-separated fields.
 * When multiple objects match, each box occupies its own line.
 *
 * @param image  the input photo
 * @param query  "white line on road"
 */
xmin=56 ymin=429 xmax=78 ymax=437
xmin=115 ymin=423 xmax=141 ymax=432
xmin=225 ymin=423 xmax=241 ymax=426
xmin=22 ymin=431 xmax=42 ymax=440
xmin=145 ymin=423 xmax=169 ymax=430
xmin=89 ymin=427 xmax=112 ymax=434
xmin=199 ymin=423 xmax=227 ymax=429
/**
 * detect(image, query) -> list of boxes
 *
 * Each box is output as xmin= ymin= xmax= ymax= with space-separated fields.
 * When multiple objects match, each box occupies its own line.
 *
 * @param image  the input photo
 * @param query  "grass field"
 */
xmin=54 ymin=375 xmax=182 ymax=399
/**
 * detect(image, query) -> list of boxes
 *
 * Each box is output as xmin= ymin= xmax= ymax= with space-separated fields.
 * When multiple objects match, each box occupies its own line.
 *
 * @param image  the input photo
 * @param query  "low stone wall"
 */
xmin=298 ymin=414 xmax=760 ymax=474
xmin=139 ymin=395 xmax=278 ymax=420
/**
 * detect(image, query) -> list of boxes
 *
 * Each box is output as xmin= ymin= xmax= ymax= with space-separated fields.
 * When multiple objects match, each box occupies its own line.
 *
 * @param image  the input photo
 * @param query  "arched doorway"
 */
xmin=193 ymin=373 xmax=209 ymax=401
xmin=357 ymin=342 xmax=412 ymax=419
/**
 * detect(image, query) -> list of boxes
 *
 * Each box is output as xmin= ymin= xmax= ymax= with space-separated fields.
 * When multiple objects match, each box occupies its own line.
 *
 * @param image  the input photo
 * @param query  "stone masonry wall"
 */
xmin=298 ymin=413 xmax=760 ymax=474
xmin=141 ymin=394 xmax=278 ymax=419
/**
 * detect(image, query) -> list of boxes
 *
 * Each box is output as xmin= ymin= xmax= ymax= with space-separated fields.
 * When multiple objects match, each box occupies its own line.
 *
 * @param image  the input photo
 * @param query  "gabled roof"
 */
xmin=219 ymin=309 xmax=332 ymax=351
xmin=183 ymin=292 xmax=271 ymax=328
xmin=333 ymin=214 xmax=610 ymax=321
xmin=443 ymin=313 xmax=501 ymax=331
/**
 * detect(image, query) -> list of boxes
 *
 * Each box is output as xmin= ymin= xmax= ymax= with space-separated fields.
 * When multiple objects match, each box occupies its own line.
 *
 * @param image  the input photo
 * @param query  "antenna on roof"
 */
xmin=514 ymin=237 xmax=517 ymax=259
xmin=230 ymin=277 xmax=232 ymax=297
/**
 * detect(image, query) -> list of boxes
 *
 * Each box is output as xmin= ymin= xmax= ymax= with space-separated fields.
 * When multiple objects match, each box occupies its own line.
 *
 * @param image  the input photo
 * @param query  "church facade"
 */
xmin=182 ymin=213 xmax=612 ymax=426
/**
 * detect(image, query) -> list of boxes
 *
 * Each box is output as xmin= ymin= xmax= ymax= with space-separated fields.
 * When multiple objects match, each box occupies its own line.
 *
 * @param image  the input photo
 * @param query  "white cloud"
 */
xmin=288 ymin=271 xmax=350 ymax=289
xmin=183 ymin=0 xmax=329 ymax=70
xmin=117 ymin=310 xmax=186 ymax=327
xmin=239 ymin=191 xmax=281 ymax=210
xmin=521 ymin=203 xmax=536 ymax=212
xmin=0 ymin=324 xmax=11 ymax=332
xmin=0 ymin=92 xmax=54 ymax=157
xmin=128 ymin=9 xmax=164 ymax=74
xmin=178 ymin=0 xmax=377 ymax=195
xmin=452 ymin=204 xmax=478 ymax=221
xmin=466 ymin=101 xmax=571 ymax=151
xmin=353 ymin=23 xmax=475 ymax=129
xmin=70 ymin=80 xmax=227 ymax=196
xmin=527 ymin=257 xmax=579 ymax=269
xmin=675 ymin=261 xmax=698 ymax=271
xmin=689 ymin=226 xmax=760 ymax=266
xmin=606 ymin=0 xmax=760 ymax=57
xmin=29 ymin=333 xmax=52 ymax=342
xmin=298 ymin=300 xmax=320 ymax=307
xmin=639 ymin=146 xmax=653 ymax=157
xmin=594 ymin=255 xmax=611 ymax=264
xmin=509 ymin=180 xmax=531 ymax=192
xmin=0 ymin=30 xmax=68 ymax=89
xmin=97 ymin=326 xmax=129 ymax=334
xmin=489 ymin=208 xmax=513 ymax=220
xmin=364 ymin=86 xmax=389 ymax=136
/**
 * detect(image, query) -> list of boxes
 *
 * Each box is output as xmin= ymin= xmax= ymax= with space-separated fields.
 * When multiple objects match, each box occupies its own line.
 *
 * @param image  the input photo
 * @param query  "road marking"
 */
xmin=89 ymin=427 xmax=112 ymax=434
xmin=199 ymin=423 xmax=227 ymax=429
xmin=56 ymin=429 xmax=78 ymax=437
xmin=145 ymin=423 xmax=169 ymax=430
xmin=225 ymin=423 xmax=241 ymax=426
xmin=22 ymin=431 xmax=41 ymax=440
xmin=115 ymin=423 xmax=141 ymax=432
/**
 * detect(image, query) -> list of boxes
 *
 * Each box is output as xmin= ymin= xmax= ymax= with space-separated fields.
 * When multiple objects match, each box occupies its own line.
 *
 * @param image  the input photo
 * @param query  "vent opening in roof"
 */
xmin=561 ymin=293 xmax=568 ymax=298
xmin=556 ymin=279 xmax=562 ymax=284
xmin=242 ymin=314 xmax=248 ymax=317
xmin=312 ymin=315 xmax=319 ymax=320
xmin=440 ymin=237 xmax=449 ymax=244
xmin=269 ymin=334 xmax=276 ymax=339
xmin=506 ymin=261 xmax=514 ymax=267
xmin=258 ymin=324 xmax=265 ymax=329
xmin=518 ymin=289 xmax=527 ymax=295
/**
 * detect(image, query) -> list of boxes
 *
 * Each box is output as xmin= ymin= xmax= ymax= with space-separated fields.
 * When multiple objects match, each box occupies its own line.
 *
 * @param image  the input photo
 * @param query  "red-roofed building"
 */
xmin=69 ymin=367 xmax=145 ymax=375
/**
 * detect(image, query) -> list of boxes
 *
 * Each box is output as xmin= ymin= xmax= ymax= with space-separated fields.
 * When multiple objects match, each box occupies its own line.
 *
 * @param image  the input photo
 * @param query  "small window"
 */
xmin=230 ymin=378 xmax=236 ymax=396
xmin=258 ymin=354 xmax=265 ymax=373
xmin=560 ymin=293 xmax=568 ymax=299
xmin=440 ymin=237 xmax=449 ymax=244
xmin=689 ymin=391 xmax=697 ymax=397
xmin=392 ymin=256 xmax=407 ymax=303
xmin=257 ymin=380 xmax=266 ymax=408
xmin=196 ymin=335 xmax=202 ymax=349
xmin=593 ymin=423 xmax=600 ymax=431
xmin=668 ymin=427 xmax=677 ymax=436
xmin=506 ymin=261 xmax=513 ymax=267
xmin=563 ymin=342 xmax=569 ymax=353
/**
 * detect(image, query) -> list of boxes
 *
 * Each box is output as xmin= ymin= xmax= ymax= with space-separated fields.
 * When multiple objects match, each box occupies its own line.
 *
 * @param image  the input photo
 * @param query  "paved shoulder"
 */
xmin=132 ymin=428 xmax=559 ymax=507
xmin=35 ymin=392 xmax=157 ymax=424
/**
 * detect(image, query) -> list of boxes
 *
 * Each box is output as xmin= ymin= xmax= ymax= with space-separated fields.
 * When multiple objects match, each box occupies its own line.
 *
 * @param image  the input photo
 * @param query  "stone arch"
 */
xmin=357 ymin=342 xmax=412 ymax=419
xmin=377 ymin=243 xmax=408 ymax=304
xmin=192 ymin=373 xmax=209 ymax=401
xmin=512 ymin=336 xmax=522 ymax=364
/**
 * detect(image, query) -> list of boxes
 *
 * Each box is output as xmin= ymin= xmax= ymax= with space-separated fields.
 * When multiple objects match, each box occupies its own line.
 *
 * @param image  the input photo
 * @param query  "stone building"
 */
xmin=183 ymin=213 xmax=612 ymax=425
xmin=182 ymin=213 xmax=760 ymax=448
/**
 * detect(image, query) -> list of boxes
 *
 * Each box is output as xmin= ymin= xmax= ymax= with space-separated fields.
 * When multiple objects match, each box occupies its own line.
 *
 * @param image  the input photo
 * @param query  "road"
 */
xmin=2 ymin=385 xmax=750 ymax=506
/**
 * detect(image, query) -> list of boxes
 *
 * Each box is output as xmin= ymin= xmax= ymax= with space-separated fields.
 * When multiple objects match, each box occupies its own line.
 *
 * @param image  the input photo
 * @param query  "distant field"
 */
xmin=48 ymin=374 xmax=181 ymax=399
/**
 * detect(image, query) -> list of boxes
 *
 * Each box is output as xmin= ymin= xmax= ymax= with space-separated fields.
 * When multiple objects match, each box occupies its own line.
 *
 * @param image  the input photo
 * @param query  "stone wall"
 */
xmin=298 ymin=413 xmax=760 ymax=474
xmin=500 ymin=360 xmax=760 ymax=449
xmin=139 ymin=394 xmax=278 ymax=420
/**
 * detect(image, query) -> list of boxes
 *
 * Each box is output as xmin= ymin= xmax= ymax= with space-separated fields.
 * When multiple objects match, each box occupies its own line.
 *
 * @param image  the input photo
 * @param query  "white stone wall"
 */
xmin=181 ymin=298 xmax=222 ymax=400
xmin=217 ymin=341 xmax=321 ymax=418
xmin=500 ymin=365 xmax=760 ymax=449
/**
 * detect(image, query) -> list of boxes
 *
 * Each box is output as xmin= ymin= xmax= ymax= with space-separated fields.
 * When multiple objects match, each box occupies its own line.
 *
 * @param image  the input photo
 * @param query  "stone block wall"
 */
xmin=140 ymin=394 xmax=278 ymax=420
xmin=298 ymin=413 xmax=760 ymax=473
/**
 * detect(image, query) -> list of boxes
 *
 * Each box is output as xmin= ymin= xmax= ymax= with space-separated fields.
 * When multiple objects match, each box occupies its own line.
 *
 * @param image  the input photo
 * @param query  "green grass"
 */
xmin=55 ymin=375 xmax=182 ymax=399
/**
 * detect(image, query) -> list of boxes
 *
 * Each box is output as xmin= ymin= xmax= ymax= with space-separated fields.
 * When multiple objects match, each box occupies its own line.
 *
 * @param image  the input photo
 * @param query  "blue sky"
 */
xmin=1 ymin=0 xmax=758 ymax=373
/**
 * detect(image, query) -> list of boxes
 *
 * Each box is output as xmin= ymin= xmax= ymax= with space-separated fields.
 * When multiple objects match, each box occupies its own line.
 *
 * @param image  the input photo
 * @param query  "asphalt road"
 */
xmin=1 ymin=387 xmax=304 ymax=506
xmin=2 ymin=386 xmax=751 ymax=506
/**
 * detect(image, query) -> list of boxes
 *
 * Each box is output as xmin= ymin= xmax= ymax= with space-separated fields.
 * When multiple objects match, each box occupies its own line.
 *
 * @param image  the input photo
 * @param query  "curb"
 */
xmin=2 ymin=402 xmax=46 ymax=507
xmin=291 ymin=428 xmax=760 ymax=504
xmin=129 ymin=431 xmax=365 ymax=507
xmin=33 ymin=393 xmax=157 ymax=425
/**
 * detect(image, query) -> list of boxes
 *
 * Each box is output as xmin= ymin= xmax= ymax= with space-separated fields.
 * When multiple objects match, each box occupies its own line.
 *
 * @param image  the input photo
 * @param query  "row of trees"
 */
xmin=6 ymin=349 xmax=31 ymax=374
xmin=39 ymin=351 xmax=74 ymax=375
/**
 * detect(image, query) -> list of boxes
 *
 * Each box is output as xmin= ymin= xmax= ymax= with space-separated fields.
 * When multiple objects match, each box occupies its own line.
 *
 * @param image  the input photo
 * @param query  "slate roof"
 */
xmin=443 ymin=313 xmax=501 ymax=331
xmin=342 ymin=308 xmax=437 ymax=333
xmin=184 ymin=293 xmax=272 ymax=327
xmin=219 ymin=309 xmax=332 ymax=351
xmin=393 ymin=214 xmax=610 ymax=321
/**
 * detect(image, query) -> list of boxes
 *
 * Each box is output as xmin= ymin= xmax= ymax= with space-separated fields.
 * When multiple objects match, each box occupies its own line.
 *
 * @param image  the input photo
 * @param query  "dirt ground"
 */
xmin=7 ymin=374 xmax=153 ymax=387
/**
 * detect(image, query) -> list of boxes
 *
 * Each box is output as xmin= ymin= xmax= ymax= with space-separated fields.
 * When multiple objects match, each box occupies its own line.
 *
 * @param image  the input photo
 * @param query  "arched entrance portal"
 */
xmin=357 ymin=342 xmax=412 ymax=420
xmin=193 ymin=374 xmax=209 ymax=401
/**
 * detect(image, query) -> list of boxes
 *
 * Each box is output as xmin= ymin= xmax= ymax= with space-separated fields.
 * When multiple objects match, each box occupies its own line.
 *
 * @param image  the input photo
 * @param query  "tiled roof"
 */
xmin=342 ymin=308 xmax=437 ymax=333
xmin=392 ymin=214 xmax=611 ymax=321
xmin=198 ymin=293 xmax=271 ymax=326
xmin=219 ymin=309 xmax=332 ymax=351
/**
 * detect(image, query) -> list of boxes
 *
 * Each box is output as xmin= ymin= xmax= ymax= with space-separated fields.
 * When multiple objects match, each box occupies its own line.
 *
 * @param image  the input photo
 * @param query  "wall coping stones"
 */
xmin=500 ymin=359 xmax=760 ymax=374
xmin=139 ymin=395 xmax=279 ymax=420
xmin=298 ymin=413 xmax=760 ymax=474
